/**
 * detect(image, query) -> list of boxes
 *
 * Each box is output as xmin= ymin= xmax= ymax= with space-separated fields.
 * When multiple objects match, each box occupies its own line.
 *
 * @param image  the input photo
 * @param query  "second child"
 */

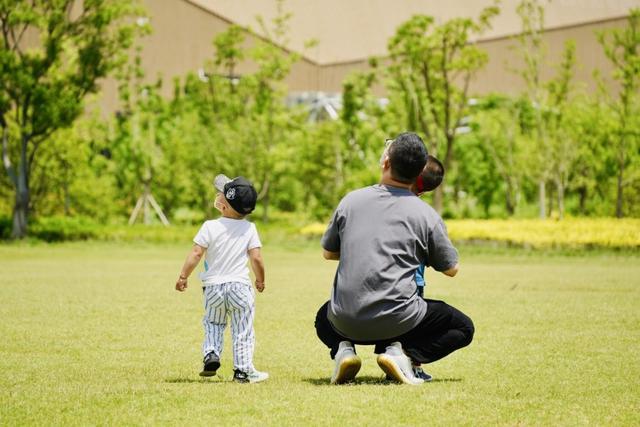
xmin=175 ymin=174 xmax=268 ymax=383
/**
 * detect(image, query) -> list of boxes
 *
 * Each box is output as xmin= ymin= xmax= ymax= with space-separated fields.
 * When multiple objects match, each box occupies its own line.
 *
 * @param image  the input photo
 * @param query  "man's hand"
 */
xmin=255 ymin=280 xmax=265 ymax=293
xmin=323 ymin=249 xmax=340 ymax=260
xmin=442 ymin=263 xmax=459 ymax=277
xmin=175 ymin=276 xmax=188 ymax=291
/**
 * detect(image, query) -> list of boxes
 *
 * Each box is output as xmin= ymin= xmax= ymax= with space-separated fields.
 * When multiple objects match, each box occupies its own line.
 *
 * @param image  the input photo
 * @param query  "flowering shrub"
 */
xmin=447 ymin=218 xmax=639 ymax=249
xmin=300 ymin=218 xmax=640 ymax=249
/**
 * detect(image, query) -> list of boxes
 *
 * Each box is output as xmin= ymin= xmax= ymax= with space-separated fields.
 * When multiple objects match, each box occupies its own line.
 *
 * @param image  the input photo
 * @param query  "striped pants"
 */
xmin=202 ymin=282 xmax=255 ymax=373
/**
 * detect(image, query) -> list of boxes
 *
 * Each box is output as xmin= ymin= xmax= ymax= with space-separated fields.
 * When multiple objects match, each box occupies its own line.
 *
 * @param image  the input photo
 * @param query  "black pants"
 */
xmin=314 ymin=299 xmax=474 ymax=364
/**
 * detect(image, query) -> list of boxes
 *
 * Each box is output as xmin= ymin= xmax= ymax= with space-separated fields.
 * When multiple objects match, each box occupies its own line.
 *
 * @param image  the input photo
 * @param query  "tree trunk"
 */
xmin=505 ymin=193 xmax=515 ymax=216
xmin=433 ymin=185 xmax=443 ymax=214
xmin=63 ymin=181 xmax=71 ymax=216
xmin=143 ymin=182 xmax=151 ymax=225
xmin=335 ymin=139 xmax=344 ymax=191
xmin=11 ymin=133 xmax=31 ymax=238
xmin=261 ymin=190 xmax=269 ymax=223
xmin=538 ymin=180 xmax=546 ymax=219
xmin=434 ymin=134 xmax=455 ymax=215
xmin=547 ymin=183 xmax=554 ymax=218
xmin=556 ymin=179 xmax=564 ymax=220
xmin=12 ymin=152 xmax=29 ymax=239
xmin=616 ymin=159 xmax=624 ymax=218
xmin=578 ymin=186 xmax=587 ymax=215
xmin=505 ymin=179 xmax=516 ymax=216
xmin=12 ymin=188 xmax=28 ymax=238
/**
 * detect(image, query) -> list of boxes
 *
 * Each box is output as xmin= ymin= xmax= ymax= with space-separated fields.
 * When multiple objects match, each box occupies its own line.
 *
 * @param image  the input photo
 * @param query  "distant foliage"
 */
xmin=0 ymin=1 xmax=638 ymax=235
xmin=0 ymin=0 xmax=147 ymax=238
xmin=30 ymin=216 xmax=98 ymax=242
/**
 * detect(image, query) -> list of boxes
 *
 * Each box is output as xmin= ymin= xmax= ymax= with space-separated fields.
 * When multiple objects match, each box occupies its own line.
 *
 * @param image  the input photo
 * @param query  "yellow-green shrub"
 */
xmin=298 ymin=218 xmax=640 ymax=249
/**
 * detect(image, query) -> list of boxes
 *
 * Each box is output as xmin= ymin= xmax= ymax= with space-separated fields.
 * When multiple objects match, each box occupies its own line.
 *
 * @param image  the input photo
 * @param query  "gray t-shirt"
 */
xmin=321 ymin=184 xmax=458 ymax=341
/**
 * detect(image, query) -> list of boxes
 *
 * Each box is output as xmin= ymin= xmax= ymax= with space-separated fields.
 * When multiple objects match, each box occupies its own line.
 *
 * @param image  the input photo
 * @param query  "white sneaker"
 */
xmin=376 ymin=342 xmax=424 ymax=385
xmin=233 ymin=369 xmax=269 ymax=383
xmin=331 ymin=341 xmax=361 ymax=384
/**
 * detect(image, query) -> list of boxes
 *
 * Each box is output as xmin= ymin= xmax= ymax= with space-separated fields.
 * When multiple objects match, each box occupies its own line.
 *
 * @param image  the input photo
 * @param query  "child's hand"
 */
xmin=255 ymin=280 xmax=265 ymax=293
xmin=175 ymin=276 xmax=188 ymax=292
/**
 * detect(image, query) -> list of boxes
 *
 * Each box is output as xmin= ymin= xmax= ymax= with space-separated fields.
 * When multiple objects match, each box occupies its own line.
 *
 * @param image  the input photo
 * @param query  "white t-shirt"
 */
xmin=193 ymin=217 xmax=262 ymax=286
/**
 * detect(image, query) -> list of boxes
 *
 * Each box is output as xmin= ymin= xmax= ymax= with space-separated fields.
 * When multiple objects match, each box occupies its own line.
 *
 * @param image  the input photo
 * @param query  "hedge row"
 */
xmin=2 ymin=216 xmax=639 ymax=249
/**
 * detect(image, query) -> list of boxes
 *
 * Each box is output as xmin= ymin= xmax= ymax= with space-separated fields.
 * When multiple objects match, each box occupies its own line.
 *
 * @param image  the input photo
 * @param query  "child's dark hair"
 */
xmin=416 ymin=155 xmax=445 ymax=194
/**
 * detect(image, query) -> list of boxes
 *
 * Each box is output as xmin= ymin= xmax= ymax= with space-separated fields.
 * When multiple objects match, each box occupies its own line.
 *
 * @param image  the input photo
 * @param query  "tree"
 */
xmin=244 ymin=0 xmax=308 ymax=221
xmin=512 ymin=0 xmax=583 ymax=219
xmin=466 ymin=96 xmax=528 ymax=216
xmin=596 ymin=9 xmax=640 ymax=218
xmin=25 ymin=112 xmax=118 ymax=221
xmin=339 ymin=60 xmax=391 ymax=190
xmin=0 ymin=0 xmax=146 ymax=238
xmin=511 ymin=0 xmax=551 ymax=219
xmin=182 ymin=0 xmax=312 ymax=222
xmin=385 ymin=5 xmax=499 ymax=213
xmin=566 ymin=98 xmax=615 ymax=216
xmin=545 ymin=40 xmax=577 ymax=219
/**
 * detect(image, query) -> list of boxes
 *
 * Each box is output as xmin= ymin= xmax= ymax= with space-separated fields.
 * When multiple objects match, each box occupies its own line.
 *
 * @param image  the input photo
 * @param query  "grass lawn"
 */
xmin=1 ymin=242 xmax=639 ymax=426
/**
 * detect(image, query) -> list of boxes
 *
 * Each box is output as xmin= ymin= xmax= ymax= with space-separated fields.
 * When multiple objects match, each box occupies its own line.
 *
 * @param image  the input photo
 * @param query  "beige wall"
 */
xmin=471 ymin=17 xmax=626 ymax=95
xmin=97 ymin=0 xmax=321 ymax=112
xmin=307 ymin=17 xmax=628 ymax=96
xmin=192 ymin=0 xmax=637 ymax=64
xmin=94 ymin=2 xmax=629 ymax=114
xmin=99 ymin=0 xmax=233 ymax=112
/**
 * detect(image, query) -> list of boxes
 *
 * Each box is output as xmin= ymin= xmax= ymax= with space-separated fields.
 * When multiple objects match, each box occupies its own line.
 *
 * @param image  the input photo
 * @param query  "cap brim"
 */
xmin=214 ymin=174 xmax=231 ymax=192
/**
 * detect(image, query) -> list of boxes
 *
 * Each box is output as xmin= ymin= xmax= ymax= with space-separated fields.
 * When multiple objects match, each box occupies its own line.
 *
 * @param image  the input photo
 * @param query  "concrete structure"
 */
xmin=98 ymin=0 xmax=637 ymax=111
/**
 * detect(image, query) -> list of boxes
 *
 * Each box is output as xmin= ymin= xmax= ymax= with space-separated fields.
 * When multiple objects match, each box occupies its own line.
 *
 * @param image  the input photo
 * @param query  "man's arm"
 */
xmin=323 ymin=249 xmax=340 ymax=260
xmin=175 ymin=244 xmax=206 ymax=291
xmin=248 ymin=247 xmax=265 ymax=292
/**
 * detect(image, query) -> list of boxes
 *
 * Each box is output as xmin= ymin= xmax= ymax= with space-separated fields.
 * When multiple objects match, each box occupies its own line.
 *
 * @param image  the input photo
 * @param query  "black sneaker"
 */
xmin=412 ymin=366 xmax=433 ymax=382
xmin=199 ymin=352 xmax=220 ymax=377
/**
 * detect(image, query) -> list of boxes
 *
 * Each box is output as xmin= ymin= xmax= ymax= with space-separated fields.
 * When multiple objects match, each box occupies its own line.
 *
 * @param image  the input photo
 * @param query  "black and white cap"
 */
xmin=214 ymin=174 xmax=258 ymax=215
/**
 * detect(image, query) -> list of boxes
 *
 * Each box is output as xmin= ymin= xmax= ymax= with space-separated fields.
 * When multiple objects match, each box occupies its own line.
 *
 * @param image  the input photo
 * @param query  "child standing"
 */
xmin=175 ymin=174 xmax=268 ymax=383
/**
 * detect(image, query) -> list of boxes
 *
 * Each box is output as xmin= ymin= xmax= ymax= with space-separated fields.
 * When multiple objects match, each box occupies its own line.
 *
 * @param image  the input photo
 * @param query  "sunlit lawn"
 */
xmin=1 ymin=242 xmax=639 ymax=426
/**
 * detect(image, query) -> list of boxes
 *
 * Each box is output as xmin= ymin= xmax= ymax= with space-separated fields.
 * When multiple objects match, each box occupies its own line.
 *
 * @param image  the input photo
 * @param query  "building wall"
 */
xmin=95 ymin=2 xmax=629 ymax=114
xmin=471 ymin=17 xmax=626 ymax=95
xmin=310 ymin=17 xmax=627 ymax=97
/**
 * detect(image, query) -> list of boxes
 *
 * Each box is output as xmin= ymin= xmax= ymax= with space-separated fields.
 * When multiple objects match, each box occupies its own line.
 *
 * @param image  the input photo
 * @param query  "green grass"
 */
xmin=1 ymin=242 xmax=639 ymax=426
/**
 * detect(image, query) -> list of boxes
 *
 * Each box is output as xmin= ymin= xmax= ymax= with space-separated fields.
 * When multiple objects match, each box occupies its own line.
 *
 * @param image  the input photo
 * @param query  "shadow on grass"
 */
xmin=303 ymin=376 xmax=462 ymax=386
xmin=430 ymin=378 xmax=463 ymax=383
xmin=165 ymin=377 xmax=227 ymax=384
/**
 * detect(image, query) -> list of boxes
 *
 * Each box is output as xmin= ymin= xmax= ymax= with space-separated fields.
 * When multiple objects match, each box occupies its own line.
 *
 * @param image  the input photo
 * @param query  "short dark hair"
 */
xmin=418 ymin=155 xmax=445 ymax=193
xmin=388 ymin=132 xmax=428 ymax=183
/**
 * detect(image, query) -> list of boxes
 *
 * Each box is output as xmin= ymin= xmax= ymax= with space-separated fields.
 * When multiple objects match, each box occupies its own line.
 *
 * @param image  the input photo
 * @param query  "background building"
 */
xmin=98 ymin=0 xmax=636 ymax=112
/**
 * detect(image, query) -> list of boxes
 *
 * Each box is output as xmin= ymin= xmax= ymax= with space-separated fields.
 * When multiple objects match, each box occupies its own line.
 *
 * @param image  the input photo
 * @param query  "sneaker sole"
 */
xmin=377 ymin=354 xmax=423 ymax=385
xmin=249 ymin=373 xmax=269 ymax=384
xmin=331 ymin=355 xmax=362 ymax=384
xmin=233 ymin=373 xmax=269 ymax=384
xmin=199 ymin=361 xmax=221 ymax=377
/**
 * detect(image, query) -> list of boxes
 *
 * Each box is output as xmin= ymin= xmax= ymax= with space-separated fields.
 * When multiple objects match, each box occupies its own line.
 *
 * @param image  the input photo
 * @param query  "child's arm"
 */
xmin=175 ymin=244 xmax=206 ymax=292
xmin=248 ymin=247 xmax=265 ymax=293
